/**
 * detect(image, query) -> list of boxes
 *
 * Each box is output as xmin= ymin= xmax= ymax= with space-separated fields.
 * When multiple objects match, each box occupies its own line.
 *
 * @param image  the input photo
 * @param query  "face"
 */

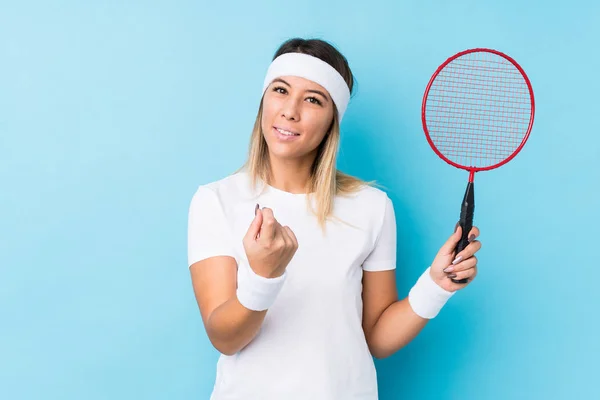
xmin=261 ymin=75 xmax=335 ymax=161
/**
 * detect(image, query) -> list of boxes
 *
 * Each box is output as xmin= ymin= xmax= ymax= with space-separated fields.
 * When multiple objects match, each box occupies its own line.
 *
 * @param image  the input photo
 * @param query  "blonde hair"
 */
xmin=237 ymin=97 xmax=379 ymax=232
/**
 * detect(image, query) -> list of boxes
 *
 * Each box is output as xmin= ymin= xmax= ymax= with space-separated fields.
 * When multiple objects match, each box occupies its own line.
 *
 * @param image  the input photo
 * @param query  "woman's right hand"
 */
xmin=243 ymin=206 xmax=298 ymax=279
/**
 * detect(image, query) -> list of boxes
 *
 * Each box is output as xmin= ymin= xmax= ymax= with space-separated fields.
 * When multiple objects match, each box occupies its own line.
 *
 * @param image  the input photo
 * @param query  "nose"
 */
xmin=281 ymin=95 xmax=301 ymax=121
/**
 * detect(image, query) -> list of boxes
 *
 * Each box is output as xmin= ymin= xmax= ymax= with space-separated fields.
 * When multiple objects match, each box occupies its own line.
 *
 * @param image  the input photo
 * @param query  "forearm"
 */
xmin=367 ymin=298 xmax=428 ymax=359
xmin=206 ymin=295 xmax=267 ymax=356
xmin=206 ymin=255 xmax=289 ymax=356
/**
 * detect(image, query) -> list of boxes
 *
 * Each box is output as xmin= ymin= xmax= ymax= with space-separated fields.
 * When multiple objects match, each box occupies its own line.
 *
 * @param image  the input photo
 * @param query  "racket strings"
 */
xmin=425 ymin=50 xmax=532 ymax=168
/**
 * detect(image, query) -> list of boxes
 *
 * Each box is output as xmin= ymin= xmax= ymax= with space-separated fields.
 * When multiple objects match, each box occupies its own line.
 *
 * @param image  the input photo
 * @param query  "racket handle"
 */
xmin=453 ymin=182 xmax=474 ymax=284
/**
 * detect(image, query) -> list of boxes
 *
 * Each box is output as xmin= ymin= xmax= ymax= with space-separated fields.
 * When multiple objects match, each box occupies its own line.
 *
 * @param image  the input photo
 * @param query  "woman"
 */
xmin=187 ymin=38 xmax=481 ymax=399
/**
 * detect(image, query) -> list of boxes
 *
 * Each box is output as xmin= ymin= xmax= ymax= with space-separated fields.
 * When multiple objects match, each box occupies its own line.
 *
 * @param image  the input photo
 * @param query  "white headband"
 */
xmin=261 ymin=53 xmax=351 ymax=122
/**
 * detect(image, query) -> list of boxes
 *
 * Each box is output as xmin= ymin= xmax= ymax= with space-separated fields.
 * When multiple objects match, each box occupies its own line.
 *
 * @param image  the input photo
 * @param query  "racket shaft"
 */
xmin=453 ymin=182 xmax=474 ymax=284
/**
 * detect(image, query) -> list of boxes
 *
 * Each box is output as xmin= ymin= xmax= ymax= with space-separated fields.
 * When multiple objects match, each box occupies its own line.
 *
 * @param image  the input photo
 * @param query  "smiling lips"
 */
xmin=274 ymin=126 xmax=300 ymax=136
xmin=273 ymin=126 xmax=300 ymax=141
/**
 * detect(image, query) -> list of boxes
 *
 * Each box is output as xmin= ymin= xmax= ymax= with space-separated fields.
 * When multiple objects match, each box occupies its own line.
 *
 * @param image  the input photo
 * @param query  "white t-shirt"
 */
xmin=187 ymin=170 xmax=397 ymax=400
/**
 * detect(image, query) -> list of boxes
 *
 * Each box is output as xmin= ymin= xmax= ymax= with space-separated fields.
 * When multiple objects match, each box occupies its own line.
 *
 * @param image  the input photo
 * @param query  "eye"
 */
xmin=272 ymin=86 xmax=287 ymax=94
xmin=307 ymin=97 xmax=322 ymax=106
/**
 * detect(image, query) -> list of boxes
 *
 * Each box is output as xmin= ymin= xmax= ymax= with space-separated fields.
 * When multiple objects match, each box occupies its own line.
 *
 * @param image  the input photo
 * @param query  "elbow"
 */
xmin=206 ymin=327 xmax=248 ymax=356
xmin=367 ymin=337 xmax=392 ymax=360
xmin=206 ymin=327 xmax=239 ymax=356
xmin=217 ymin=347 xmax=239 ymax=357
xmin=370 ymin=346 xmax=392 ymax=360
xmin=205 ymin=316 xmax=242 ymax=356
xmin=367 ymin=333 xmax=402 ymax=359
xmin=209 ymin=337 xmax=240 ymax=356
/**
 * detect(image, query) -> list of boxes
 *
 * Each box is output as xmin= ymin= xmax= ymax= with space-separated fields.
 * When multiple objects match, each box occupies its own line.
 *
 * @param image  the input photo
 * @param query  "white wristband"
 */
xmin=236 ymin=259 xmax=287 ymax=311
xmin=408 ymin=267 xmax=456 ymax=319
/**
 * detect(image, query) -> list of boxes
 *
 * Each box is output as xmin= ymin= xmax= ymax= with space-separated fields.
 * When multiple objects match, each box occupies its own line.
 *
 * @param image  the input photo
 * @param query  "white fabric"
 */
xmin=235 ymin=258 xmax=287 ymax=311
xmin=408 ymin=267 xmax=456 ymax=319
xmin=187 ymin=170 xmax=396 ymax=400
xmin=262 ymin=53 xmax=351 ymax=122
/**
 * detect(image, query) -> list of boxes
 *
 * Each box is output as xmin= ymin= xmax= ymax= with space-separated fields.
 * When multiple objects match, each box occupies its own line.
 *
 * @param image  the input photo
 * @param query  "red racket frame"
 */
xmin=421 ymin=48 xmax=536 ymax=182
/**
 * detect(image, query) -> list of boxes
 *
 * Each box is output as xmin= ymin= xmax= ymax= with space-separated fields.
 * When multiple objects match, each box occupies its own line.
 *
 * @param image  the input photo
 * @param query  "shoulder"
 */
xmin=188 ymin=170 xmax=255 ymax=215
xmin=356 ymin=184 xmax=390 ymax=203
xmin=335 ymin=183 xmax=395 ymax=231
xmin=339 ymin=183 xmax=392 ymax=210
xmin=191 ymin=170 xmax=252 ymax=201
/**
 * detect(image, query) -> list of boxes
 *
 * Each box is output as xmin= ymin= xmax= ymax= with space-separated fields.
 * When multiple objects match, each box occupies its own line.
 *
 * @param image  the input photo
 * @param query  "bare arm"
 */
xmin=367 ymin=299 xmax=430 ymax=359
xmin=189 ymin=256 xmax=266 ymax=356
xmin=362 ymin=270 xmax=428 ymax=359
xmin=362 ymin=226 xmax=482 ymax=359
xmin=189 ymin=206 xmax=298 ymax=356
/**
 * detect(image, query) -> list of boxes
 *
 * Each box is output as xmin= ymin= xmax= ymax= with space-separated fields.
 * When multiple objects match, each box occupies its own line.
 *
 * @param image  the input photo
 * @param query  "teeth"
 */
xmin=276 ymin=128 xmax=298 ymax=136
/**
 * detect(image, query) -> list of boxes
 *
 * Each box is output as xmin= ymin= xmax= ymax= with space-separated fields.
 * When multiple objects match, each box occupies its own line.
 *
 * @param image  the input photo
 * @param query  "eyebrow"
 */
xmin=272 ymin=78 xmax=330 ymax=103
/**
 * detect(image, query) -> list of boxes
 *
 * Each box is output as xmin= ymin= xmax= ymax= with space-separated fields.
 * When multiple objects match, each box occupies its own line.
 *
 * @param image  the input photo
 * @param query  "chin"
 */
xmin=268 ymin=146 xmax=302 ymax=160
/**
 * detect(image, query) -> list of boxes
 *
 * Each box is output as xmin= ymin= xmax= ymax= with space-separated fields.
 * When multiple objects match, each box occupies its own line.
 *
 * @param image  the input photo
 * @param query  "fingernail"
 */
xmin=443 ymin=266 xmax=454 ymax=273
xmin=448 ymin=273 xmax=458 ymax=279
xmin=468 ymin=234 xmax=475 ymax=242
xmin=455 ymin=221 xmax=460 ymax=232
xmin=452 ymin=255 xmax=462 ymax=265
xmin=255 ymin=203 xmax=259 ymax=215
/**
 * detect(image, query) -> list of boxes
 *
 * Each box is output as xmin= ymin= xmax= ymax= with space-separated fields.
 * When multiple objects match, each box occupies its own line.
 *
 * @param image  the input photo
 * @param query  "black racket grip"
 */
xmin=452 ymin=182 xmax=474 ymax=284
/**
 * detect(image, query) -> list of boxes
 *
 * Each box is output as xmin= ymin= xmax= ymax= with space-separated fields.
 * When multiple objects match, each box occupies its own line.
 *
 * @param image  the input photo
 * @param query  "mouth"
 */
xmin=273 ymin=126 xmax=300 ymax=137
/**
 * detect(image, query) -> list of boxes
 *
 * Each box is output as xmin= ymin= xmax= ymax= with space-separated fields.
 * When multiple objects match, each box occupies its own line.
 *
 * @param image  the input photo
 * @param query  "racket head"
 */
xmin=421 ymin=48 xmax=535 ymax=173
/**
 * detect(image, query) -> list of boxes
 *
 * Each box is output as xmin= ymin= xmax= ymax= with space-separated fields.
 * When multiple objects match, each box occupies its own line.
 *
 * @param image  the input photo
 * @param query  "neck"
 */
xmin=267 ymin=152 xmax=315 ymax=194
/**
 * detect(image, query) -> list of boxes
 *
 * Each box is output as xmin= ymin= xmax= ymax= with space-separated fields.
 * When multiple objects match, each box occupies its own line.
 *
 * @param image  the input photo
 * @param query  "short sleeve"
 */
xmin=361 ymin=195 xmax=397 ymax=272
xmin=187 ymin=186 xmax=236 ymax=267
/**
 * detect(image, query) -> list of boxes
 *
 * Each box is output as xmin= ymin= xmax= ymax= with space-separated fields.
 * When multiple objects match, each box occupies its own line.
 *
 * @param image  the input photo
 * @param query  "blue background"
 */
xmin=1 ymin=1 xmax=599 ymax=399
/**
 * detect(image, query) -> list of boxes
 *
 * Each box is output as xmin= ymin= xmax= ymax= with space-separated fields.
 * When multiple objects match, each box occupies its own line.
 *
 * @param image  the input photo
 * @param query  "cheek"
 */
xmin=261 ymin=100 xmax=279 ymax=129
xmin=260 ymin=104 xmax=271 ymax=124
xmin=305 ymin=112 xmax=333 ymax=140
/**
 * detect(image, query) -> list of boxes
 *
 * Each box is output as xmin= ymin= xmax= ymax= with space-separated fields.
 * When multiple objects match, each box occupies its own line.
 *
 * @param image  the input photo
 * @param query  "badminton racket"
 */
xmin=421 ymin=48 xmax=535 ymax=284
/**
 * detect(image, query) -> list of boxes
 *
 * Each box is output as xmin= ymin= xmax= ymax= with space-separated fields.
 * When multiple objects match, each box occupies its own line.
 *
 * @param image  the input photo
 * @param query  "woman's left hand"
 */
xmin=430 ymin=224 xmax=481 ymax=292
